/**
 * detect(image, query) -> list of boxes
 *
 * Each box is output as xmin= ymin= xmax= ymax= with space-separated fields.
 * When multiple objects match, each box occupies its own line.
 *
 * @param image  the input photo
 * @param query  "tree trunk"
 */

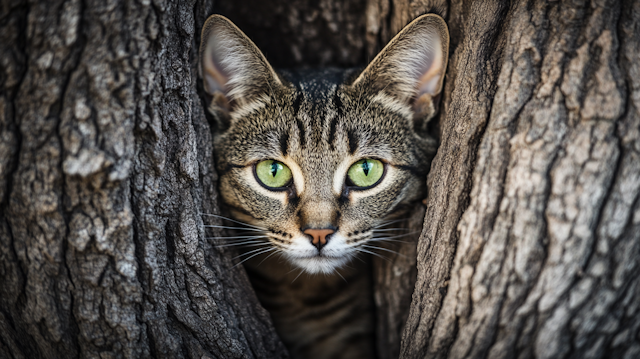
xmin=400 ymin=1 xmax=640 ymax=359
xmin=0 ymin=0 xmax=287 ymax=358
xmin=1 ymin=1 xmax=639 ymax=359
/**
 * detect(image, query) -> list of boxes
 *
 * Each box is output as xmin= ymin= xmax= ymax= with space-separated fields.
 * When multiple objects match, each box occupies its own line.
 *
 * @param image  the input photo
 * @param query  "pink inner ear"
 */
xmin=418 ymin=74 xmax=441 ymax=96
xmin=202 ymin=39 xmax=230 ymax=95
xmin=415 ymin=40 xmax=444 ymax=96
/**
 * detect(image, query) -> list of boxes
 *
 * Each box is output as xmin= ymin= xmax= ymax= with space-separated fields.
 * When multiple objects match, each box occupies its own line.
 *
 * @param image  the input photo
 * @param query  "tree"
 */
xmin=0 ymin=0 xmax=638 ymax=358
xmin=0 ymin=0 xmax=285 ymax=357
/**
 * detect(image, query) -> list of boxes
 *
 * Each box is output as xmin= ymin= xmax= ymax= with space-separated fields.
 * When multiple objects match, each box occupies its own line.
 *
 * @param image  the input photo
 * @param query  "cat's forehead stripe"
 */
xmin=347 ymin=129 xmax=359 ymax=155
xmin=327 ymin=92 xmax=341 ymax=149
xmin=285 ymin=71 xmax=346 ymax=152
xmin=295 ymin=117 xmax=306 ymax=148
xmin=225 ymin=68 xmax=424 ymax=170
xmin=279 ymin=131 xmax=289 ymax=156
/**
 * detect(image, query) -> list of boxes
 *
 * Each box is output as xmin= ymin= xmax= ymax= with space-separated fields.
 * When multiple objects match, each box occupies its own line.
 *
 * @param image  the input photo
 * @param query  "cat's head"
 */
xmin=199 ymin=14 xmax=449 ymax=274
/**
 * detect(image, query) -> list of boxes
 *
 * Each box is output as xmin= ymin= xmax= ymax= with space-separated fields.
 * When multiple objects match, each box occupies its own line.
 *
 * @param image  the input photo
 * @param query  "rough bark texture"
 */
xmin=1 ymin=0 xmax=639 ymax=359
xmin=213 ymin=0 xmax=368 ymax=68
xmin=364 ymin=3 xmax=452 ymax=358
xmin=0 ymin=0 xmax=287 ymax=358
xmin=401 ymin=1 xmax=640 ymax=359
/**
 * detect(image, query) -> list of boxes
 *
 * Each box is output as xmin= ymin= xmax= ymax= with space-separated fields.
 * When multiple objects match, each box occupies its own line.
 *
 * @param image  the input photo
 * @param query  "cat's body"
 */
xmin=245 ymin=251 xmax=375 ymax=359
xmin=200 ymin=14 xmax=448 ymax=358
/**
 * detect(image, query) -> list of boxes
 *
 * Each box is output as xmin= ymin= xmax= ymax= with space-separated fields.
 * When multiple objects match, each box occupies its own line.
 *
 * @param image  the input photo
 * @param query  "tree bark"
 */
xmin=1 ymin=0 xmax=639 ymax=359
xmin=400 ymin=1 xmax=640 ymax=359
xmin=0 ymin=0 xmax=287 ymax=358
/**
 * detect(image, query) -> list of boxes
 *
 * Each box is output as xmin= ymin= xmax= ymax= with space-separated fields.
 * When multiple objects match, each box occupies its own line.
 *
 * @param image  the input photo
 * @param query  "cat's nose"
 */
xmin=303 ymin=228 xmax=334 ymax=251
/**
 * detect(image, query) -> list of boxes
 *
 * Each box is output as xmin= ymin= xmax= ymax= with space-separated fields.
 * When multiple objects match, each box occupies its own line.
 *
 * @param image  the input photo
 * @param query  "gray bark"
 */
xmin=213 ymin=0 xmax=369 ymax=67
xmin=0 ymin=0 xmax=286 ymax=358
xmin=399 ymin=1 xmax=640 ymax=359
xmin=1 ymin=0 xmax=639 ymax=359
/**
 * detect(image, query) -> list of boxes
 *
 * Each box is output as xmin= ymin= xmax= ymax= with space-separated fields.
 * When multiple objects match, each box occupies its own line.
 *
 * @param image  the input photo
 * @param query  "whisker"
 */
xmin=256 ymin=249 xmax=280 ymax=267
xmin=341 ymin=262 xmax=356 ymax=271
xmin=371 ymin=228 xmax=413 ymax=232
xmin=215 ymin=241 xmax=268 ymax=248
xmin=335 ymin=269 xmax=347 ymax=283
xmin=362 ymin=244 xmax=407 ymax=258
xmin=285 ymin=266 xmax=300 ymax=275
xmin=206 ymin=235 xmax=269 ymax=240
xmin=232 ymin=246 xmax=273 ymax=260
xmin=232 ymin=247 xmax=277 ymax=268
xmin=373 ymin=231 xmax=421 ymax=240
xmin=368 ymin=238 xmax=411 ymax=244
xmin=377 ymin=218 xmax=404 ymax=224
xmin=203 ymin=225 xmax=264 ymax=232
xmin=374 ymin=219 xmax=407 ymax=228
xmin=291 ymin=269 xmax=305 ymax=284
xmin=349 ymin=230 xmax=417 ymax=245
xmin=200 ymin=213 xmax=265 ymax=230
xmin=354 ymin=248 xmax=391 ymax=262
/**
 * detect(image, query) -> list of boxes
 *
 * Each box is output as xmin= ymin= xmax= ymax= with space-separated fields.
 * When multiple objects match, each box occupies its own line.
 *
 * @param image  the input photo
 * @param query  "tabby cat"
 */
xmin=200 ymin=14 xmax=449 ymax=359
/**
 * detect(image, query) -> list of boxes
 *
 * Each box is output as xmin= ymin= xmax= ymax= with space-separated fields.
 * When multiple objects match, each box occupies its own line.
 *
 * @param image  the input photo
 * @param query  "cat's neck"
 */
xmin=243 ymin=253 xmax=375 ymax=359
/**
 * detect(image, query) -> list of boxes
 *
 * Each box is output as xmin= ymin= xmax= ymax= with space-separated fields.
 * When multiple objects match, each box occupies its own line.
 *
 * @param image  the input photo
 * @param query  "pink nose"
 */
xmin=304 ymin=229 xmax=335 ymax=250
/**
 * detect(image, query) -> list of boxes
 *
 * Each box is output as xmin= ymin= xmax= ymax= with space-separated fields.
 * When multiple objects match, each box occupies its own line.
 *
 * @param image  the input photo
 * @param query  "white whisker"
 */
xmin=371 ymin=228 xmax=413 ymax=232
xmin=256 ymin=250 xmax=280 ymax=267
xmin=374 ymin=219 xmax=406 ymax=228
xmin=368 ymin=238 xmax=410 ymax=244
xmin=362 ymin=244 xmax=407 ymax=258
xmin=204 ymin=225 xmax=264 ymax=232
xmin=233 ymin=247 xmax=277 ymax=268
xmin=216 ymin=241 xmax=268 ymax=248
xmin=291 ymin=269 xmax=304 ymax=283
xmin=373 ymin=231 xmax=420 ymax=239
xmin=335 ymin=269 xmax=347 ymax=283
xmin=354 ymin=248 xmax=391 ymax=262
xmin=285 ymin=267 xmax=299 ymax=275
xmin=232 ymin=246 xmax=272 ymax=260
xmin=200 ymin=213 xmax=265 ymax=230
xmin=207 ymin=235 xmax=268 ymax=240
xmin=341 ymin=262 xmax=356 ymax=271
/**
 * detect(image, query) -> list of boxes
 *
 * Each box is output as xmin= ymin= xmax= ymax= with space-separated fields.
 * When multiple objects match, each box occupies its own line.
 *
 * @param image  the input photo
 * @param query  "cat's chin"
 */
xmin=289 ymin=256 xmax=351 ymax=274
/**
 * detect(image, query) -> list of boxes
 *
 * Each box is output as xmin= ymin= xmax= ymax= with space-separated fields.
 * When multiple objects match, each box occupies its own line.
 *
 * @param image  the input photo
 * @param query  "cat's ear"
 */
xmin=199 ymin=15 xmax=281 ymax=115
xmin=352 ymin=14 xmax=449 ymax=127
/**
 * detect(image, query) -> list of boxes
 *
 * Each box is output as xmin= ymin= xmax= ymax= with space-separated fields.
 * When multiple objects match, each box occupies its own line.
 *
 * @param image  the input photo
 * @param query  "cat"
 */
xmin=199 ymin=13 xmax=449 ymax=359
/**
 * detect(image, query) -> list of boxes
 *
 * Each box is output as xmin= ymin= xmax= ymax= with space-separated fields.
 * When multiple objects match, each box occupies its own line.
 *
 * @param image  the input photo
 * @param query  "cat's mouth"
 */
xmin=278 ymin=232 xmax=360 ymax=274
xmin=288 ymin=254 xmax=353 ymax=274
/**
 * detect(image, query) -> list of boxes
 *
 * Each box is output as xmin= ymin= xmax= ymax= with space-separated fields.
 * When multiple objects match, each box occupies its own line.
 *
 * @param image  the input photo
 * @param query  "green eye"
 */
xmin=255 ymin=160 xmax=292 ymax=189
xmin=347 ymin=159 xmax=384 ymax=188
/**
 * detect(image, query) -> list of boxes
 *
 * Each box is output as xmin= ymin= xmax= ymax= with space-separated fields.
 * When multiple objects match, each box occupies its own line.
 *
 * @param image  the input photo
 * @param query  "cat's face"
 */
xmin=200 ymin=15 xmax=449 ymax=273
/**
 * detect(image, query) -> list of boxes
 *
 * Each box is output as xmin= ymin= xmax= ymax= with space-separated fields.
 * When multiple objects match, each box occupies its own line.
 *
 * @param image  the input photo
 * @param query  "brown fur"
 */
xmin=200 ymin=14 xmax=449 ymax=359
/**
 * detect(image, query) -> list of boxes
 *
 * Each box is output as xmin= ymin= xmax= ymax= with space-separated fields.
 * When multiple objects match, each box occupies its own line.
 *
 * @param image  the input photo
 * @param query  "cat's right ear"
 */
xmin=199 ymin=15 xmax=281 ymax=125
xmin=351 ymin=14 xmax=449 ymax=132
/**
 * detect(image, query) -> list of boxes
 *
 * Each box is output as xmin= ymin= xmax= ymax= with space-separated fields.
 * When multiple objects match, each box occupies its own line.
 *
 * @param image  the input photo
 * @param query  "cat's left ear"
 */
xmin=352 ymin=14 xmax=449 ymax=126
xmin=199 ymin=15 xmax=282 ymax=118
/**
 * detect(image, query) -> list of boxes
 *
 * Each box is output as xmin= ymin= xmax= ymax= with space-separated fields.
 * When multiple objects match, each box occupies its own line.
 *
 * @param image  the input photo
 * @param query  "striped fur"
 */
xmin=200 ymin=14 xmax=448 ymax=359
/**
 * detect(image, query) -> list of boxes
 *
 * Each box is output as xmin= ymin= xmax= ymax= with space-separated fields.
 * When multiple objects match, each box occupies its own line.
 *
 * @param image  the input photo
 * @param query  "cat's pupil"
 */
xmin=362 ymin=160 xmax=371 ymax=176
xmin=270 ymin=162 xmax=279 ymax=177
